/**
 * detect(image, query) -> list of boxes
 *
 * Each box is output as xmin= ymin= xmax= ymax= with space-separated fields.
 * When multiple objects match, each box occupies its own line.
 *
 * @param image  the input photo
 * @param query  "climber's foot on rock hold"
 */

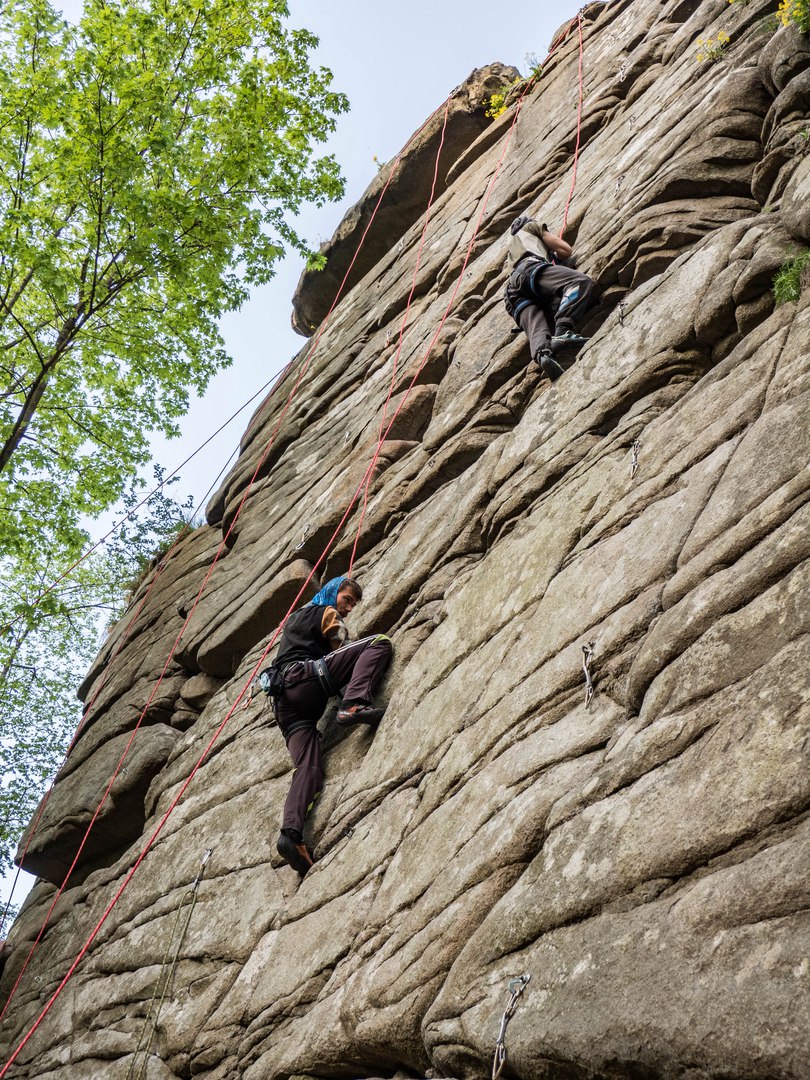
xmin=536 ymin=350 xmax=565 ymax=382
xmin=336 ymin=701 xmax=385 ymax=727
xmin=277 ymin=829 xmax=314 ymax=876
xmin=550 ymin=330 xmax=588 ymax=355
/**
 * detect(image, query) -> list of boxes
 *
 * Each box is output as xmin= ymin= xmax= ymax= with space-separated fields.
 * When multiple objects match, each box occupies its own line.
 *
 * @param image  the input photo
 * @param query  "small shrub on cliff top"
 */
xmin=486 ymin=90 xmax=509 ymax=119
xmin=696 ymin=30 xmax=731 ymax=62
xmin=773 ymin=251 xmax=810 ymax=305
xmin=485 ymin=77 xmax=524 ymax=120
xmin=778 ymin=0 xmax=810 ymax=32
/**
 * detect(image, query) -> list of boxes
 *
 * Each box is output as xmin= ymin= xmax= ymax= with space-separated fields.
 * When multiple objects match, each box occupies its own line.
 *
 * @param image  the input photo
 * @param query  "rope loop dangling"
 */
xmin=126 ymin=848 xmax=213 ymax=1080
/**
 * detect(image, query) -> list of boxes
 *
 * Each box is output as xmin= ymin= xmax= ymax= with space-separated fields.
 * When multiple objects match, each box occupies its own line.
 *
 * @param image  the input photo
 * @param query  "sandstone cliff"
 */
xmin=2 ymin=0 xmax=810 ymax=1077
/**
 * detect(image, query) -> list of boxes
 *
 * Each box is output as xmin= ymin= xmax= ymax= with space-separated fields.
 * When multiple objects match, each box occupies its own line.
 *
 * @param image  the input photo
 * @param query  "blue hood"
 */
xmin=309 ymin=576 xmax=347 ymax=608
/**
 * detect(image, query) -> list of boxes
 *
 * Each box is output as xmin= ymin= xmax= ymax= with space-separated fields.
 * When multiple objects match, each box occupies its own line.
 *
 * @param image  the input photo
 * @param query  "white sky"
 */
xmin=2 ymin=0 xmax=584 ymax=919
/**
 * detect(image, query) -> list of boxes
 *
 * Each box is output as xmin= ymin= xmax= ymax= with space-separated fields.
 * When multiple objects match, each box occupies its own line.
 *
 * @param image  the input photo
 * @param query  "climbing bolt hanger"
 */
xmin=492 ymin=974 xmax=531 ymax=1080
xmin=581 ymin=642 xmax=596 ymax=709
xmin=631 ymin=439 xmax=641 ymax=478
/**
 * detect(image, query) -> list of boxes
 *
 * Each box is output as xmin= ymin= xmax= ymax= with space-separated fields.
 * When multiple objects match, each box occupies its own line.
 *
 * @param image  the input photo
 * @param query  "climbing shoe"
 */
xmin=336 ymin=702 xmax=385 ymax=727
xmin=277 ymin=830 xmax=314 ymax=876
xmin=550 ymin=330 xmax=588 ymax=354
xmin=536 ymin=350 xmax=565 ymax=382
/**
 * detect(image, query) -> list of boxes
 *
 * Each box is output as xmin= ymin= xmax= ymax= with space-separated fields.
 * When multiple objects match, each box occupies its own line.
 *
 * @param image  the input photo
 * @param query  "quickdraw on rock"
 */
xmin=582 ymin=642 xmax=596 ymax=709
xmin=631 ymin=438 xmax=641 ymax=478
xmin=492 ymin=973 xmax=531 ymax=1080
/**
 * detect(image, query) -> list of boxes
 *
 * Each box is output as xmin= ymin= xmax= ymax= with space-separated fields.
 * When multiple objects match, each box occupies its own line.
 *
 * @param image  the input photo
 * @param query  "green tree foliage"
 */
xmin=0 ymin=0 xmax=347 ymax=892
xmin=0 ymin=0 xmax=347 ymax=562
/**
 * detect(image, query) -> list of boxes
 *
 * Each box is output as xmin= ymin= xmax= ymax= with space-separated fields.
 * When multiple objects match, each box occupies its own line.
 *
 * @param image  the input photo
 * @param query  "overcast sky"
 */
xmin=1 ymin=0 xmax=585 ymax=919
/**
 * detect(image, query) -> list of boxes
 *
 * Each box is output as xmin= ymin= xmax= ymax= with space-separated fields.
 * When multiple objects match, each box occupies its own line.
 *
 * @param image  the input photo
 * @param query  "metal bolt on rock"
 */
xmin=581 ymin=642 xmax=595 ymax=709
xmin=492 ymin=973 xmax=531 ymax=1080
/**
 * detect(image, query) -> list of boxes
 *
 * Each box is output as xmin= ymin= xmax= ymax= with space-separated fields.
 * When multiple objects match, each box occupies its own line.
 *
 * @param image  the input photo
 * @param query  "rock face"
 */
xmin=290 ymin=62 xmax=521 ymax=337
xmin=2 ymin=1 xmax=810 ymax=1077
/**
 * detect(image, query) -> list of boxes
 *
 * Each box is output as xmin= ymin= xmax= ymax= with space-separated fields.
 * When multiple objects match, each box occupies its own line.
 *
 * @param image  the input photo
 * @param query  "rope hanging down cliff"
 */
xmin=125 ymin=850 xmax=212 ymax=1080
xmin=1 ymin=18 xmax=591 ymax=1070
xmin=350 ymin=12 xmax=587 ymax=564
xmin=0 ymin=88 xmax=457 ymax=1032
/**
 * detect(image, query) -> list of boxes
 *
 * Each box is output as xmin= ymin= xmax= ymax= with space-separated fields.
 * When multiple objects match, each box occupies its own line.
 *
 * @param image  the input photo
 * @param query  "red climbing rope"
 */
xmin=0 ymin=441 xmax=242 ymax=937
xmin=561 ymin=12 xmax=585 ymax=234
xmin=0 ymin=372 xmax=288 ymax=641
xmin=349 ymin=99 xmax=451 ymax=573
xmin=1 ymin=24 xmax=590 ymax=1065
xmin=0 ymin=90 xmax=458 ymax=1044
xmin=350 ymin=25 xmax=580 ymax=570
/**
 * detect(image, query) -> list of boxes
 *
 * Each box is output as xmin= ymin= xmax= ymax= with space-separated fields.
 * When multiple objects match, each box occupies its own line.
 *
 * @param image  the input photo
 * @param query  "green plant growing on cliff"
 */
xmin=772 ymin=250 xmax=810 ymax=305
xmin=486 ymin=89 xmax=509 ymax=119
xmin=778 ymin=0 xmax=810 ymax=31
xmin=485 ymin=76 xmax=524 ymax=119
xmin=696 ymin=30 xmax=731 ymax=62
xmin=0 ymin=0 xmax=348 ymax=606
xmin=523 ymin=51 xmax=543 ymax=77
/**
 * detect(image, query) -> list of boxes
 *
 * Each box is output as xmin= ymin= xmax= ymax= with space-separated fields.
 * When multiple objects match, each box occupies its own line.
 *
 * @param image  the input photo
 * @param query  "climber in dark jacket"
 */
xmin=504 ymin=215 xmax=598 ymax=381
xmin=271 ymin=575 xmax=392 ymax=876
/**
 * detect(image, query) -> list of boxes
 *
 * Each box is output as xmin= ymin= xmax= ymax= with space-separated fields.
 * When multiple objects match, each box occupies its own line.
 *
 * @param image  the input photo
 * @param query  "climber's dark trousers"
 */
xmin=278 ymin=636 xmax=393 ymax=834
xmin=517 ymin=303 xmax=553 ymax=359
xmin=506 ymin=259 xmax=598 ymax=361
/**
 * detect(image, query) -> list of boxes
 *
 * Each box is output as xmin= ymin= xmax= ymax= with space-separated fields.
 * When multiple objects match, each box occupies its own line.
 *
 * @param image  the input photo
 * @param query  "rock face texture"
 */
xmin=289 ymin=63 xmax=521 ymax=337
xmin=2 ymin=1 xmax=810 ymax=1077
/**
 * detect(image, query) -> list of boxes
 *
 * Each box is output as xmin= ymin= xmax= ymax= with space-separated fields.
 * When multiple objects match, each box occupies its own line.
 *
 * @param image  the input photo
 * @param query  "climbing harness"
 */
xmin=582 ymin=642 xmax=596 ymax=709
xmin=126 ymin=849 xmax=212 ymax=1080
xmin=631 ymin=439 xmax=641 ymax=478
xmin=492 ymin=974 xmax=531 ymax=1080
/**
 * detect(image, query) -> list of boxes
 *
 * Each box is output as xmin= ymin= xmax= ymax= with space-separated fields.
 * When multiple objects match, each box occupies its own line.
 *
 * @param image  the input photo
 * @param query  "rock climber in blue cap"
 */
xmin=270 ymin=575 xmax=392 ymax=876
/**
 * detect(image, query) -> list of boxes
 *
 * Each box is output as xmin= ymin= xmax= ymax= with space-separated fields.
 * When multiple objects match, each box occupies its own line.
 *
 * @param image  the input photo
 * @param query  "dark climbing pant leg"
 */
xmin=535 ymin=263 xmax=598 ymax=333
xmin=517 ymin=303 xmax=553 ymax=361
xmin=324 ymin=636 xmax=393 ymax=704
xmin=282 ymin=725 xmax=324 ymax=834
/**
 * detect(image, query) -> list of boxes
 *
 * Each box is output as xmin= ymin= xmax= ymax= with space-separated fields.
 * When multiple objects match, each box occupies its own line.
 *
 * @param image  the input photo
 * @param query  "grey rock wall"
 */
xmin=2 ymin=1 xmax=809 ymax=1077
